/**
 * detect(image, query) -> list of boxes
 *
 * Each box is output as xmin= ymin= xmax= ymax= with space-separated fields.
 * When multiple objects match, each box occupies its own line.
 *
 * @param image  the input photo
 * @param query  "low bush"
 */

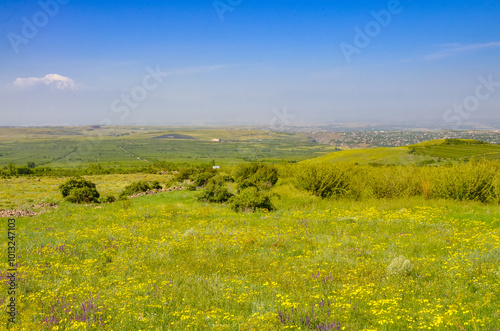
xmin=119 ymin=181 xmax=162 ymax=198
xmin=288 ymin=159 xmax=500 ymax=204
xmin=16 ymin=167 xmax=34 ymax=175
xmin=233 ymin=162 xmax=279 ymax=192
xmin=192 ymin=169 xmax=217 ymax=187
xmin=59 ymin=178 xmax=100 ymax=203
xmin=197 ymin=175 xmax=233 ymax=203
xmin=164 ymin=178 xmax=176 ymax=189
xmin=186 ymin=184 xmax=197 ymax=191
xmin=65 ymin=187 xmax=100 ymax=204
xmin=367 ymin=165 xmax=422 ymax=199
xmin=431 ymin=160 xmax=497 ymax=203
xmin=229 ymin=187 xmax=274 ymax=212
xmin=100 ymin=195 xmax=117 ymax=203
xmin=174 ymin=168 xmax=193 ymax=182
xmin=294 ymin=163 xmax=349 ymax=198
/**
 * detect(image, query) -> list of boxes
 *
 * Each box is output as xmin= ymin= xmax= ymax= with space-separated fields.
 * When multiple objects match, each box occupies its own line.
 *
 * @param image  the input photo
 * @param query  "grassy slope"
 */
xmin=409 ymin=139 xmax=500 ymax=159
xmin=304 ymin=146 xmax=433 ymax=165
xmin=5 ymin=182 xmax=500 ymax=330
xmin=306 ymin=139 xmax=500 ymax=165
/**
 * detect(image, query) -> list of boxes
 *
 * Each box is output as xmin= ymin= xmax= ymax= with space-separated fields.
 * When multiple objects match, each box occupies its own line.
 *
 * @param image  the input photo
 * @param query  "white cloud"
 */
xmin=12 ymin=74 xmax=78 ymax=90
xmin=424 ymin=42 xmax=500 ymax=60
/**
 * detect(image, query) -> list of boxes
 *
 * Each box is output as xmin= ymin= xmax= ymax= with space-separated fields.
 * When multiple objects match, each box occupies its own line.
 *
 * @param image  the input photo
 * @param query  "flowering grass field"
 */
xmin=0 ymin=174 xmax=167 ymax=209
xmin=1 ymin=176 xmax=500 ymax=330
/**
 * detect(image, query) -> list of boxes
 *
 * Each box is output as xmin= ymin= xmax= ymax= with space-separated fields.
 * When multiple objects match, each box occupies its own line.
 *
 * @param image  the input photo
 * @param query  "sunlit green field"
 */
xmin=0 ymin=174 xmax=168 ymax=210
xmin=309 ymin=139 xmax=500 ymax=165
xmin=0 ymin=127 xmax=336 ymax=168
xmin=2 ymin=176 xmax=499 ymax=330
xmin=305 ymin=147 xmax=430 ymax=165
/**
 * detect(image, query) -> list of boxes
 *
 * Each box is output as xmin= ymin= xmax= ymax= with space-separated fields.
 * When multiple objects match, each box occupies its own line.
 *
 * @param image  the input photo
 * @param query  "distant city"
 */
xmin=306 ymin=130 xmax=500 ymax=148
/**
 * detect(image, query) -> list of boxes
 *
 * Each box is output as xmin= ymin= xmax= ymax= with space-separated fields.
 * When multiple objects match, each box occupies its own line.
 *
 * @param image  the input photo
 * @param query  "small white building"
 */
xmin=213 ymin=166 xmax=220 ymax=170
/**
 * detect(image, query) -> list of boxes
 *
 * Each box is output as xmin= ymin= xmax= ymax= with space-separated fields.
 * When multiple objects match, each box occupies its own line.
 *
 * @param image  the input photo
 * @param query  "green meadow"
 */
xmin=309 ymin=139 xmax=500 ymax=166
xmin=1 ymin=128 xmax=499 ymax=330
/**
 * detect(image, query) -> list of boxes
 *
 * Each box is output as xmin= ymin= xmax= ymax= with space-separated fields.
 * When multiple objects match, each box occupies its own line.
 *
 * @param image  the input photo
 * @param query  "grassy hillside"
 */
xmin=409 ymin=138 xmax=500 ymax=160
xmin=307 ymin=139 xmax=500 ymax=165
xmin=2 ymin=177 xmax=499 ymax=330
xmin=303 ymin=146 xmax=430 ymax=165
xmin=2 ymin=134 xmax=500 ymax=329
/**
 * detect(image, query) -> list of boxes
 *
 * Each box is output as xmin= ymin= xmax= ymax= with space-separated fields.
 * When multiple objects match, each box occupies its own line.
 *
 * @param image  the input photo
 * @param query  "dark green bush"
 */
xmin=197 ymin=175 xmax=233 ymax=203
xmin=150 ymin=181 xmax=162 ymax=190
xmin=229 ymin=187 xmax=274 ymax=212
xmin=100 ymin=195 xmax=117 ymax=203
xmin=16 ymin=167 xmax=34 ymax=175
xmin=33 ymin=167 xmax=53 ymax=175
xmin=187 ymin=184 xmax=197 ymax=191
xmin=65 ymin=187 xmax=100 ymax=204
xmin=119 ymin=181 xmax=162 ymax=198
xmin=59 ymin=178 xmax=98 ymax=198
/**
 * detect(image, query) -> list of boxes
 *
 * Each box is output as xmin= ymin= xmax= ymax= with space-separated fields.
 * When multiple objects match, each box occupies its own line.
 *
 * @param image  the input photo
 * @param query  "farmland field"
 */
xmin=0 ymin=127 xmax=337 ymax=168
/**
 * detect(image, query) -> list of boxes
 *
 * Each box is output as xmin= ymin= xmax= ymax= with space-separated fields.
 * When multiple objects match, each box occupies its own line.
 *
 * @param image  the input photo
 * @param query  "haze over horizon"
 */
xmin=1 ymin=0 xmax=499 ymax=129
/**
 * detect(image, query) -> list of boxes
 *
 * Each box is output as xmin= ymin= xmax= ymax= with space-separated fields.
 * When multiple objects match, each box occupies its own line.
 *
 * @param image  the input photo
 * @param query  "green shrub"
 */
xmin=187 ymin=184 xmax=197 ymax=191
xmin=174 ymin=168 xmax=193 ymax=182
xmin=150 ymin=181 xmax=162 ymax=190
xmin=164 ymin=178 xmax=176 ymax=189
xmin=294 ymin=163 xmax=349 ymax=198
xmin=229 ymin=187 xmax=274 ymax=212
xmin=100 ymin=195 xmax=117 ymax=203
xmin=6 ymin=163 xmax=16 ymax=176
xmin=192 ymin=169 xmax=217 ymax=187
xmin=16 ymin=167 xmax=34 ymax=175
xmin=431 ymin=160 xmax=497 ymax=203
xmin=233 ymin=162 xmax=279 ymax=192
xmin=367 ymin=165 xmax=422 ymax=199
xmin=65 ymin=187 xmax=100 ymax=204
xmin=343 ymin=166 xmax=372 ymax=200
xmin=59 ymin=178 xmax=98 ymax=198
xmin=197 ymin=175 xmax=233 ymax=203
xmin=119 ymin=181 xmax=162 ymax=198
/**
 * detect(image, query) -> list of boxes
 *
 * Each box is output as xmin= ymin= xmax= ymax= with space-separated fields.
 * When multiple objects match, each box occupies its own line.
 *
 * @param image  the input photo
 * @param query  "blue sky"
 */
xmin=1 ymin=0 xmax=499 ymax=127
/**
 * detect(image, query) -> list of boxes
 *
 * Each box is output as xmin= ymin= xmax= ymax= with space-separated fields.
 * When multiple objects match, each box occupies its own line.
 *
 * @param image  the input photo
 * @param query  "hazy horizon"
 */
xmin=1 ymin=0 xmax=499 ymax=129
